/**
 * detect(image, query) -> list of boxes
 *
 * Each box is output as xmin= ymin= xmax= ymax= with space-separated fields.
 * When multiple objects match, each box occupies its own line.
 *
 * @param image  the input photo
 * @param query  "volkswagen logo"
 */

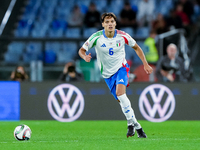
xmin=47 ymin=84 xmax=84 ymax=122
xmin=139 ymin=84 xmax=175 ymax=122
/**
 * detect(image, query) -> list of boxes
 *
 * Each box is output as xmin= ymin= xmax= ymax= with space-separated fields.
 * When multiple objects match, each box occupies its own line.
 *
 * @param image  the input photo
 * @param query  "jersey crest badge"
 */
xmin=116 ymin=40 xmax=121 ymax=47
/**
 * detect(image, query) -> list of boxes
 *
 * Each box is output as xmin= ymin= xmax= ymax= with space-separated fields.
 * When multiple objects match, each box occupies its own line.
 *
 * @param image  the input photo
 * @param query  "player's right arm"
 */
xmin=78 ymin=47 xmax=92 ymax=62
xmin=78 ymin=30 xmax=102 ymax=62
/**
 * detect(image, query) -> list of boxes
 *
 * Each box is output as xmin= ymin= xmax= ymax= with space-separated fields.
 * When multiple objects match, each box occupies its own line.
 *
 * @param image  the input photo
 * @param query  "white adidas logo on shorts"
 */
xmin=119 ymin=79 xmax=124 ymax=82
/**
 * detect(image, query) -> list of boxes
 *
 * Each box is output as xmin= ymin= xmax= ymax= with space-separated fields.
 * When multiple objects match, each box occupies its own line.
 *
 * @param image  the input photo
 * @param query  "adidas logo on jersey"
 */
xmin=101 ymin=43 xmax=106 ymax=47
xmin=119 ymin=79 xmax=124 ymax=83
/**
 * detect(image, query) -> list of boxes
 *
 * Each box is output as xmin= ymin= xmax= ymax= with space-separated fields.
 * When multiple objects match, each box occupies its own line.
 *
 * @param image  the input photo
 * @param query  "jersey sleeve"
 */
xmin=82 ymin=31 xmax=101 ymax=51
xmin=122 ymin=32 xmax=136 ymax=47
xmin=82 ymin=37 xmax=92 ymax=51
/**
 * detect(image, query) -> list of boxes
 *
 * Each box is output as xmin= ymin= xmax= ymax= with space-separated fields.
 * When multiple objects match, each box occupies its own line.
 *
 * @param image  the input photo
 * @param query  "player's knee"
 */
xmin=117 ymin=93 xmax=131 ymax=107
xmin=116 ymin=84 xmax=126 ymax=97
xmin=116 ymin=91 xmax=125 ymax=97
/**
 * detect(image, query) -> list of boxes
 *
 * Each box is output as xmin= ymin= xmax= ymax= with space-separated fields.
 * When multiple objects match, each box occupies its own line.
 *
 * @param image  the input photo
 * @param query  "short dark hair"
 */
xmin=101 ymin=12 xmax=117 ymax=23
xmin=124 ymin=1 xmax=130 ymax=6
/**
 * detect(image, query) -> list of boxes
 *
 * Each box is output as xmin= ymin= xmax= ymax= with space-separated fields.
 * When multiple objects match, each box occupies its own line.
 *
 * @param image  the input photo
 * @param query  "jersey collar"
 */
xmin=103 ymin=29 xmax=117 ymax=38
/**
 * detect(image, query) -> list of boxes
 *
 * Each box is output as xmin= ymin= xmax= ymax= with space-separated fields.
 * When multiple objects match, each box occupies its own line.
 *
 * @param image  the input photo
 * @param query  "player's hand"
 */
xmin=144 ymin=64 xmax=153 ymax=75
xmin=84 ymin=53 xmax=92 ymax=62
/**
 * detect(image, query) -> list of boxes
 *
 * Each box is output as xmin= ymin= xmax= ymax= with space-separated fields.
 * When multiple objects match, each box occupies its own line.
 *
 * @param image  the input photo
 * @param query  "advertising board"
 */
xmin=20 ymin=82 xmax=200 ymax=122
xmin=0 ymin=81 xmax=20 ymax=121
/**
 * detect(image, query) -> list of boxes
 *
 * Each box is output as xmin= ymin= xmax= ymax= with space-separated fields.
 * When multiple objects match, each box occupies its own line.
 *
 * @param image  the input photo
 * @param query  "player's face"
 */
xmin=102 ymin=17 xmax=116 ymax=32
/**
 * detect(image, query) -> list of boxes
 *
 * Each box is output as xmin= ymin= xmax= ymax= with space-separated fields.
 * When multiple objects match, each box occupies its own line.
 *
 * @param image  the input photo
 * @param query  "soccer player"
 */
xmin=78 ymin=12 xmax=153 ymax=138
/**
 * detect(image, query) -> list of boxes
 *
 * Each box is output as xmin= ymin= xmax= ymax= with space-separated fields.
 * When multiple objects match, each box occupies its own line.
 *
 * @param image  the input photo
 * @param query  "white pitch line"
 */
xmin=0 ymin=140 xmax=78 ymax=144
xmin=0 ymin=138 xmax=200 ymax=144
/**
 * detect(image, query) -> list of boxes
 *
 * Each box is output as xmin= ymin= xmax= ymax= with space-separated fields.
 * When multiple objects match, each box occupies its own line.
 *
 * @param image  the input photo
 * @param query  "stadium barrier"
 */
xmin=0 ymin=81 xmax=199 ymax=122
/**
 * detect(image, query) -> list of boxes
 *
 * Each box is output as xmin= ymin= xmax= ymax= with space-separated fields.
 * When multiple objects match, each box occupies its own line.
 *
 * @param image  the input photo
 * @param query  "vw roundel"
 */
xmin=47 ymin=83 xmax=84 ymax=122
xmin=139 ymin=84 xmax=176 ymax=122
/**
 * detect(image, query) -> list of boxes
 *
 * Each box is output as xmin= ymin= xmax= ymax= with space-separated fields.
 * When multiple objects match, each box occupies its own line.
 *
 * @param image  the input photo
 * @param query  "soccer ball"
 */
xmin=14 ymin=124 xmax=32 ymax=141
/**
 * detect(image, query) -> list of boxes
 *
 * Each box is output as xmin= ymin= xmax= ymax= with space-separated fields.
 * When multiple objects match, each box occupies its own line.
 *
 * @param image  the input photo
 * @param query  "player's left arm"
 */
xmin=132 ymin=43 xmax=153 ymax=75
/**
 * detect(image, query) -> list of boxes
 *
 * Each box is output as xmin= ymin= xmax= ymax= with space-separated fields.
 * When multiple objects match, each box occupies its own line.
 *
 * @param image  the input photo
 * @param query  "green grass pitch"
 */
xmin=0 ymin=120 xmax=200 ymax=150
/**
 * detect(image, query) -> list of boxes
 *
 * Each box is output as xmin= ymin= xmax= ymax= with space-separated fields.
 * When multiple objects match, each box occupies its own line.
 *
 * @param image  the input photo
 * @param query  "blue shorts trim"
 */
xmin=104 ymin=63 xmax=130 ymax=100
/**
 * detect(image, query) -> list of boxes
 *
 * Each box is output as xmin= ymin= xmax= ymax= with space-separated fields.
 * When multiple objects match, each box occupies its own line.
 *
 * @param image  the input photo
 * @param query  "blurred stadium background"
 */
xmin=1 ymin=1 xmax=200 ymax=148
xmin=0 ymin=0 xmax=199 ymax=82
